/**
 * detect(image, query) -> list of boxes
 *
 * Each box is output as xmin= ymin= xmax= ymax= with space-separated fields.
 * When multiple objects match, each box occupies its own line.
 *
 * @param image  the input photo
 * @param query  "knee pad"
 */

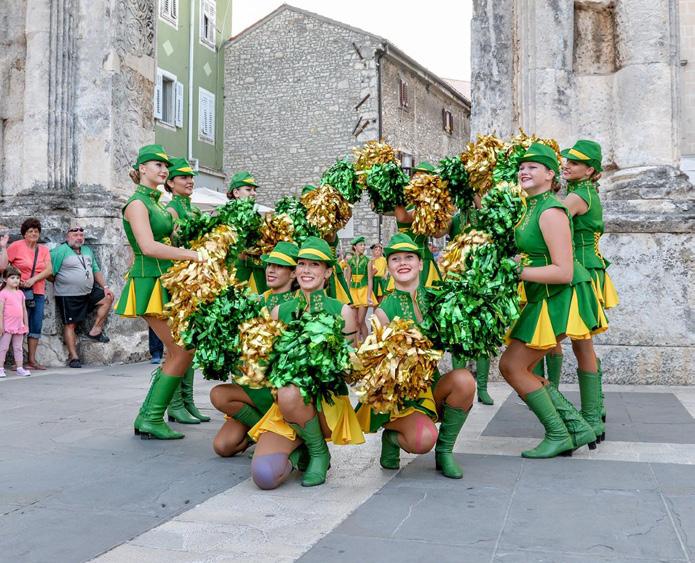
xmin=251 ymin=453 xmax=292 ymax=490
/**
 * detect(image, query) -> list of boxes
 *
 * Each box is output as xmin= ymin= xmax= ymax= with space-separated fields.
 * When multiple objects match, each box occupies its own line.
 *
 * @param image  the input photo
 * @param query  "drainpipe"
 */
xmin=376 ymin=45 xmax=385 ymax=241
xmin=187 ymin=0 xmax=195 ymax=163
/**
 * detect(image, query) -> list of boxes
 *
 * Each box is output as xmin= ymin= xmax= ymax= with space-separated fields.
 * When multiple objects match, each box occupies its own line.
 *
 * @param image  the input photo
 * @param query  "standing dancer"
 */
xmin=368 ymin=242 xmax=387 ymax=303
xmin=499 ymin=143 xmax=605 ymax=458
xmin=356 ymin=233 xmax=476 ymax=478
xmin=163 ymin=157 xmax=210 ymax=425
xmin=345 ymin=236 xmax=374 ymax=341
xmin=209 ymin=241 xmax=299 ymax=457
xmin=227 ymin=171 xmax=267 ymax=294
xmin=115 ymin=145 xmax=203 ymax=440
xmin=248 ymin=237 xmax=364 ymax=489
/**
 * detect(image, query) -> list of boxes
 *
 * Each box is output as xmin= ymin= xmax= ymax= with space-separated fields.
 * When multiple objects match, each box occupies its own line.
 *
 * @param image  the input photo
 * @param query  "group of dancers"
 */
xmin=115 ymin=137 xmax=618 ymax=489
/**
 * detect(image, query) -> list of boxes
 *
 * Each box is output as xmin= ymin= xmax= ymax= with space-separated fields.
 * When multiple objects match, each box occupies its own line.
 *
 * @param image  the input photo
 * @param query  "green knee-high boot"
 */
xmin=168 ymin=368 xmax=201 ymax=424
xmin=232 ymin=403 xmax=262 ymax=428
xmin=435 ymin=405 xmax=469 ymax=479
xmin=521 ymin=386 xmax=573 ymax=458
xmin=577 ymin=370 xmax=605 ymax=442
xmin=546 ymin=384 xmax=596 ymax=450
xmin=597 ymin=357 xmax=607 ymax=422
xmin=475 ymin=357 xmax=494 ymax=405
xmin=545 ymin=353 xmax=563 ymax=388
xmin=532 ymin=360 xmax=545 ymax=378
xmin=134 ymin=369 xmax=185 ymax=440
xmin=380 ymin=429 xmax=401 ymax=470
xmin=181 ymin=367 xmax=211 ymax=422
xmin=289 ymin=415 xmax=331 ymax=487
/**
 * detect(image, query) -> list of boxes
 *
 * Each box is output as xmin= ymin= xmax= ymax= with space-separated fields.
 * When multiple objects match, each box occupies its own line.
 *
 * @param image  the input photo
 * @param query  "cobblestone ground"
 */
xmin=2 ymin=363 xmax=694 ymax=562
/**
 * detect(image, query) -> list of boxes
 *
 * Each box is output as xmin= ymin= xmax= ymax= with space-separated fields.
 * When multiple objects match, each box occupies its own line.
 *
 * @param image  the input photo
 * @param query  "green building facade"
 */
xmin=155 ymin=0 xmax=231 ymax=190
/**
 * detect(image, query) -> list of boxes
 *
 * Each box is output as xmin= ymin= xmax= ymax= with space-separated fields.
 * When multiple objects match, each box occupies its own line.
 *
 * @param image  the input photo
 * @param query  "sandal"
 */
xmin=86 ymin=332 xmax=110 ymax=343
xmin=27 ymin=362 xmax=47 ymax=371
xmin=68 ymin=358 xmax=82 ymax=369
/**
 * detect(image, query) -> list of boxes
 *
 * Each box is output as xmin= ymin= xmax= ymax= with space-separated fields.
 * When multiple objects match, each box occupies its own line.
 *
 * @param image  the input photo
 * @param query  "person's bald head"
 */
xmin=66 ymin=221 xmax=85 ymax=249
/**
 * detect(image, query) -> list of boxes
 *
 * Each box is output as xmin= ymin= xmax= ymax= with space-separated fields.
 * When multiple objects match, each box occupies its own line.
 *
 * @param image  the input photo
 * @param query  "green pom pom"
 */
xmin=321 ymin=158 xmax=362 ymax=204
xmin=439 ymin=156 xmax=474 ymax=210
xmin=365 ymin=162 xmax=408 ymax=214
xmin=492 ymin=145 xmax=526 ymax=186
xmin=181 ymin=286 xmax=263 ymax=381
xmin=267 ymin=311 xmax=353 ymax=404
xmin=476 ymin=182 xmax=526 ymax=256
xmin=274 ymin=196 xmax=320 ymax=246
xmin=217 ymin=198 xmax=263 ymax=256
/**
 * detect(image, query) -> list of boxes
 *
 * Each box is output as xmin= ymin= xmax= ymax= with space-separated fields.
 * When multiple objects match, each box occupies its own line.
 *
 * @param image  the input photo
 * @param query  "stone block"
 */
xmin=615 ymin=0 xmax=672 ymax=66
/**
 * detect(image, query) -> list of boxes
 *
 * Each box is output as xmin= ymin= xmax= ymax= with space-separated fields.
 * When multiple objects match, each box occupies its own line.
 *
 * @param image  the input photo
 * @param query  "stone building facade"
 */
xmin=223 ymin=5 xmax=470 ymax=245
xmin=0 ymin=0 xmax=157 ymax=365
xmin=472 ymin=0 xmax=695 ymax=384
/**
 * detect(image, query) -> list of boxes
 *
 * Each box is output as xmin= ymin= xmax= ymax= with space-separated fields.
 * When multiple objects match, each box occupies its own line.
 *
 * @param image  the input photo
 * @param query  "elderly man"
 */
xmin=50 ymin=222 xmax=114 ymax=368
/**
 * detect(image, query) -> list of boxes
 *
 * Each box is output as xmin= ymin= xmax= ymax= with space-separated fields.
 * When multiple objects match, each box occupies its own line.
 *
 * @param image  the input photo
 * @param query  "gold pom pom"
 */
xmin=505 ymin=129 xmax=562 ymax=165
xmin=235 ymin=309 xmax=286 ymax=388
xmin=255 ymin=213 xmax=295 ymax=256
xmin=461 ymin=134 xmax=505 ymax=195
xmin=353 ymin=317 xmax=442 ymax=415
xmin=300 ymin=184 xmax=352 ymax=237
xmin=404 ymin=173 xmax=455 ymax=236
xmin=353 ymin=140 xmax=399 ymax=172
xmin=440 ymin=230 xmax=492 ymax=277
xmin=161 ymin=224 xmax=239 ymax=345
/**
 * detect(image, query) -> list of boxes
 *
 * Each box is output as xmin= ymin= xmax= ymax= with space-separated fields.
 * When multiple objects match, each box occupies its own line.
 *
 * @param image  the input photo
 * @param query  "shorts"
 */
xmin=56 ymin=285 xmax=106 ymax=325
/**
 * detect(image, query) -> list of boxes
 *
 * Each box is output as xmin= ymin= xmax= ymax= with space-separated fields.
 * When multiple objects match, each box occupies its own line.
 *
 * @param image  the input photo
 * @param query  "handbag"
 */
xmin=21 ymin=247 xmax=39 ymax=308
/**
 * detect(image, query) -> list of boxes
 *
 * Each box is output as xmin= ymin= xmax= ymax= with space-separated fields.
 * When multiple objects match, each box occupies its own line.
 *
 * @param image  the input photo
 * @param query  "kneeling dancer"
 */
xmin=356 ymin=233 xmax=476 ymax=479
xmin=248 ymin=237 xmax=364 ymax=489
xmin=499 ymin=143 xmax=605 ymax=458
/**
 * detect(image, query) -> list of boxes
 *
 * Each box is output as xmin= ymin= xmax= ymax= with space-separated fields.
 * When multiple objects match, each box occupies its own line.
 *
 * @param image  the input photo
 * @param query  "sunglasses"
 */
xmin=68 ymin=228 xmax=84 ymax=233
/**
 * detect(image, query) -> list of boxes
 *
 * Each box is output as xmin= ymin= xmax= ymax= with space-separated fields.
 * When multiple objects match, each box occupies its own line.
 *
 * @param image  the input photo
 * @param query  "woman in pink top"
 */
xmin=0 ymin=266 xmax=31 ymax=377
xmin=0 ymin=218 xmax=52 ymax=370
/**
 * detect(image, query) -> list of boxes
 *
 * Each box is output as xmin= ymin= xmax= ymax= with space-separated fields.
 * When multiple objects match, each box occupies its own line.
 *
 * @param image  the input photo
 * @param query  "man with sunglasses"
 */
xmin=50 ymin=222 xmax=114 ymax=368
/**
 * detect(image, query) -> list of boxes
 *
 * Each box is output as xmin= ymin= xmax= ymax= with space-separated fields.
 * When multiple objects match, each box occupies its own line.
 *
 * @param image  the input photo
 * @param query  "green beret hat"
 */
xmin=228 ymin=171 xmax=258 ymax=192
xmin=413 ymin=161 xmax=436 ymax=174
xmin=133 ymin=144 xmax=171 ymax=169
xmin=167 ymin=157 xmax=198 ymax=180
xmin=261 ymin=241 xmax=299 ymax=267
xmin=297 ymin=236 xmax=335 ymax=265
xmin=560 ymin=139 xmax=603 ymax=173
xmin=518 ymin=142 xmax=560 ymax=177
xmin=384 ymin=233 xmax=422 ymax=258
xmin=350 ymin=236 xmax=366 ymax=246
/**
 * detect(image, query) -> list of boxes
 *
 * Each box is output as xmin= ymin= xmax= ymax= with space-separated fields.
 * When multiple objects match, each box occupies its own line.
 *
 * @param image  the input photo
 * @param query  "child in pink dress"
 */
xmin=0 ymin=266 xmax=31 ymax=377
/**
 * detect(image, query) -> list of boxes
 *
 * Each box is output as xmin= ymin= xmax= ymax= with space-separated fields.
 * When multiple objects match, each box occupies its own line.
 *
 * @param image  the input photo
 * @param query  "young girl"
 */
xmin=345 ymin=236 xmax=375 ymax=341
xmin=0 ymin=266 xmax=31 ymax=377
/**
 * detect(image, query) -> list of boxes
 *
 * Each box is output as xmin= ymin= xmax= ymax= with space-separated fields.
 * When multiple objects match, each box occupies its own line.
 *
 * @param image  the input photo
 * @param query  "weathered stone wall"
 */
xmin=471 ymin=0 xmax=695 ymax=384
xmin=0 ymin=0 xmax=158 ymax=366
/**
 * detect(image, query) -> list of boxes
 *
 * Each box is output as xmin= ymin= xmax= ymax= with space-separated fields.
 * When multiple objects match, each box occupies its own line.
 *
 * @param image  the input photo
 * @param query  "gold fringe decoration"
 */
xmin=235 ymin=309 xmax=286 ymax=388
xmin=353 ymin=317 xmax=442 ymax=415
xmin=461 ymin=134 xmax=506 ymax=195
xmin=439 ymin=230 xmax=492 ymax=277
xmin=300 ymin=184 xmax=352 ymax=237
xmin=255 ymin=213 xmax=295 ymax=256
xmin=404 ymin=173 xmax=455 ymax=236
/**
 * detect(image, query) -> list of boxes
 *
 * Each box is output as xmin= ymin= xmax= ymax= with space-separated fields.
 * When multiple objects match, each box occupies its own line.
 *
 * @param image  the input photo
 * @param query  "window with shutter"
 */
xmin=160 ymin=0 xmax=178 ymax=28
xmin=442 ymin=109 xmax=453 ymax=134
xmin=154 ymin=70 xmax=163 ymax=120
xmin=200 ymin=0 xmax=216 ymax=50
xmin=155 ymin=68 xmax=177 ymax=127
xmin=399 ymin=79 xmax=409 ymax=109
xmin=175 ymin=81 xmax=184 ymax=128
xmin=199 ymin=87 xmax=215 ymax=142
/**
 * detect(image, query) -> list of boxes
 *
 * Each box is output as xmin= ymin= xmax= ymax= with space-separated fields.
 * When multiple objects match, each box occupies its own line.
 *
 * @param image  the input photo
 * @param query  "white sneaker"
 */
xmin=0 ymin=368 xmax=5 ymax=378
xmin=16 ymin=367 xmax=31 ymax=377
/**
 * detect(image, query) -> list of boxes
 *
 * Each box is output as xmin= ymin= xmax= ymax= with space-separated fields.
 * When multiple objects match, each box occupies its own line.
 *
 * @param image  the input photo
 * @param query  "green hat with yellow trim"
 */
xmin=560 ymin=139 xmax=603 ymax=173
xmin=261 ymin=241 xmax=299 ymax=267
xmin=384 ymin=233 xmax=422 ymax=258
xmin=133 ymin=144 xmax=171 ymax=169
xmin=350 ymin=236 xmax=365 ymax=246
xmin=413 ymin=161 xmax=436 ymax=174
xmin=518 ymin=142 xmax=560 ymax=177
xmin=297 ymin=236 xmax=335 ymax=265
xmin=228 ymin=171 xmax=258 ymax=192
xmin=301 ymin=184 xmax=317 ymax=196
xmin=167 ymin=157 xmax=198 ymax=180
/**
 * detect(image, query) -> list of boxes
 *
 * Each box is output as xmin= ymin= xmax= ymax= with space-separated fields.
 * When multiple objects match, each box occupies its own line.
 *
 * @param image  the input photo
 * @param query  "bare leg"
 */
xmin=498 ymin=339 xmax=561 ymax=399
xmin=571 ymin=338 xmax=597 ymax=373
xmin=64 ymin=323 xmax=79 ymax=360
xmin=209 ymin=384 xmax=258 ymax=457
xmin=384 ymin=412 xmax=438 ymax=454
xmin=89 ymin=295 xmax=114 ymax=336
xmin=144 ymin=316 xmax=193 ymax=377
xmin=355 ymin=306 xmax=368 ymax=341
xmin=434 ymin=368 xmax=476 ymax=411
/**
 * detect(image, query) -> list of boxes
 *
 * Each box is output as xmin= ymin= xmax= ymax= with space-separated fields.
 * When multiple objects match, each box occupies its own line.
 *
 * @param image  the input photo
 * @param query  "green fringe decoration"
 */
xmin=365 ymin=162 xmax=408 ymax=214
xmin=439 ymin=156 xmax=474 ymax=211
xmin=267 ymin=311 xmax=354 ymax=404
xmin=321 ymin=158 xmax=362 ymax=204
xmin=422 ymin=243 xmax=521 ymax=361
xmin=274 ymin=196 xmax=320 ymax=246
xmin=475 ymin=182 xmax=526 ymax=256
xmin=181 ymin=285 xmax=263 ymax=381
xmin=492 ymin=144 xmax=527 ymax=186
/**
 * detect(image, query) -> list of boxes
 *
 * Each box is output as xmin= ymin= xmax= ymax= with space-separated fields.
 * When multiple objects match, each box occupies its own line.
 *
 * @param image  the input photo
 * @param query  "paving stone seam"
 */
xmin=489 ymin=454 xmax=525 ymax=562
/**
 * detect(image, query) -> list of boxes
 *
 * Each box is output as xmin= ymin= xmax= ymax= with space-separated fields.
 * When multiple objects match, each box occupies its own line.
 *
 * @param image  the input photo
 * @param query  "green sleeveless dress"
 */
xmin=386 ymin=220 xmax=442 ymax=291
xmin=355 ymin=288 xmax=440 ymax=433
xmin=348 ymin=254 xmax=373 ymax=307
xmin=234 ymin=207 xmax=267 ymax=295
xmin=507 ymin=191 xmax=607 ymax=349
xmin=567 ymin=180 xmax=619 ymax=309
xmin=326 ymin=237 xmax=352 ymax=304
xmin=167 ymin=193 xmax=201 ymax=222
xmin=248 ymin=289 xmax=364 ymax=445
xmin=115 ymin=185 xmax=174 ymax=318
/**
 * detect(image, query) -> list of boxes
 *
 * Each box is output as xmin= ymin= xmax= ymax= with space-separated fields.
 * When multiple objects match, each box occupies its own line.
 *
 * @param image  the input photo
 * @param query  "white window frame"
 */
xmin=198 ymin=87 xmax=215 ymax=143
xmin=175 ymin=81 xmax=184 ymax=128
xmin=159 ymin=0 xmax=179 ymax=30
xmin=200 ymin=0 xmax=217 ymax=51
xmin=155 ymin=68 xmax=178 ymax=127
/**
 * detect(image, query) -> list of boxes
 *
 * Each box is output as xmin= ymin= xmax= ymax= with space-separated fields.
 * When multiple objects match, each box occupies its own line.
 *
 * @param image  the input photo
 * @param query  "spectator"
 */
xmin=50 ymin=221 xmax=114 ymax=368
xmin=1 ymin=218 xmax=52 ymax=370
xmin=149 ymin=327 xmax=163 ymax=364
xmin=0 ymin=266 xmax=31 ymax=377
